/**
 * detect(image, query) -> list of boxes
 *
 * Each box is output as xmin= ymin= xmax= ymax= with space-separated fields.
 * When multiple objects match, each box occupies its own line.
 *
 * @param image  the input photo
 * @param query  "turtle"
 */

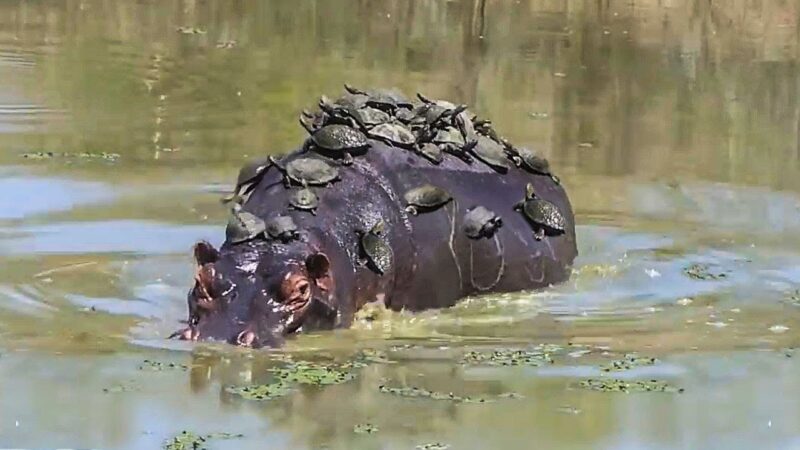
xmin=416 ymin=142 xmax=444 ymax=164
xmin=454 ymin=109 xmax=479 ymax=143
xmin=403 ymin=184 xmax=453 ymax=215
xmin=368 ymin=122 xmax=417 ymax=148
xmin=513 ymin=183 xmax=566 ymax=240
xmin=270 ymin=156 xmax=340 ymax=187
xmin=356 ymin=220 xmax=393 ymax=275
xmin=470 ymin=135 xmax=510 ymax=173
xmin=335 ymin=91 xmax=369 ymax=110
xmin=416 ymin=92 xmax=458 ymax=110
xmin=394 ymin=107 xmax=418 ymax=124
xmin=288 ymin=186 xmax=319 ymax=215
xmin=344 ymin=84 xmax=413 ymax=111
xmin=423 ymin=103 xmax=468 ymax=127
xmin=225 ymin=203 xmax=267 ymax=244
xmin=462 ymin=206 xmax=502 ymax=239
xmin=507 ymin=146 xmax=560 ymax=184
xmin=266 ymin=215 xmax=300 ymax=242
xmin=221 ymin=156 xmax=273 ymax=203
xmin=300 ymin=123 xmax=368 ymax=165
xmin=432 ymin=126 xmax=473 ymax=163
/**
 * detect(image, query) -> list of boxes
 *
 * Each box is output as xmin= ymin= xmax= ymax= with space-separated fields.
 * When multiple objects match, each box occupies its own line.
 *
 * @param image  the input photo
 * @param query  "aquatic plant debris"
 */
xmin=578 ymin=378 xmax=684 ymax=393
xmin=682 ymin=263 xmax=728 ymax=281
xmin=353 ymin=423 xmax=379 ymax=434
xmin=163 ymin=431 xmax=244 ymax=450
xmin=102 ymin=381 xmax=138 ymax=393
xmin=378 ymin=384 xmax=521 ymax=403
xmin=460 ymin=345 xmax=561 ymax=366
xmin=270 ymin=362 xmax=355 ymax=385
xmin=416 ymin=443 xmax=450 ymax=450
xmin=21 ymin=151 xmax=120 ymax=162
xmin=138 ymin=359 xmax=189 ymax=371
xmin=600 ymin=354 xmax=657 ymax=372
xmin=225 ymin=381 xmax=292 ymax=400
xmin=176 ymin=26 xmax=206 ymax=34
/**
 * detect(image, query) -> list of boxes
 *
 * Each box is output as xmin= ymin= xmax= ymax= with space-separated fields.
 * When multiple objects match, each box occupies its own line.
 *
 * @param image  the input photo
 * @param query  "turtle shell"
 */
xmin=432 ymin=127 xmax=466 ymax=146
xmin=463 ymin=206 xmax=502 ymax=239
xmin=471 ymin=136 xmax=510 ymax=172
xmin=403 ymin=184 xmax=452 ymax=209
xmin=222 ymin=156 xmax=272 ymax=202
xmin=284 ymin=157 xmax=339 ymax=186
xmin=416 ymin=92 xmax=457 ymax=109
xmin=418 ymin=143 xmax=444 ymax=164
xmin=226 ymin=205 xmax=267 ymax=244
xmin=288 ymin=187 xmax=318 ymax=213
xmin=311 ymin=124 xmax=368 ymax=151
xmin=359 ymin=221 xmax=393 ymax=275
xmin=513 ymin=147 xmax=551 ymax=175
xmin=520 ymin=198 xmax=566 ymax=234
xmin=266 ymin=215 xmax=300 ymax=241
xmin=352 ymin=106 xmax=391 ymax=128
xmin=368 ymin=123 xmax=416 ymax=147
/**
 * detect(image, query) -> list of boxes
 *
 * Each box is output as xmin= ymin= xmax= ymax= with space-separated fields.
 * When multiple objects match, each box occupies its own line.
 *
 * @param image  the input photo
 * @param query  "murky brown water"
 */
xmin=1 ymin=1 xmax=800 ymax=448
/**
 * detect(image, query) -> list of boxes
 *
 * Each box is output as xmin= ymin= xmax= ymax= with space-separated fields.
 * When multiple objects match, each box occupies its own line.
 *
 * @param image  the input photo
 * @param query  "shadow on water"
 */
xmin=0 ymin=0 xmax=799 ymax=449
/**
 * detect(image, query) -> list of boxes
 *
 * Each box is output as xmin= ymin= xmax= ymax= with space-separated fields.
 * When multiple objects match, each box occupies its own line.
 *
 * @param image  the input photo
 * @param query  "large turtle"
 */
xmin=470 ymin=135 xmax=510 ymax=173
xmin=513 ymin=183 xmax=566 ymax=240
xmin=463 ymin=206 xmax=502 ymax=239
xmin=221 ymin=156 xmax=272 ymax=203
xmin=226 ymin=203 xmax=267 ymax=244
xmin=300 ymin=123 xmax=368 ymax=165
xmin=270 ymin=156 xmax=340 ymax=187
xmin=356 ymin=220 xmax=393 ymax=275
xmin=266 ymin=215 xmax=300 ymax=242
xmin=403 ymin=184 xmax=453 ymax=215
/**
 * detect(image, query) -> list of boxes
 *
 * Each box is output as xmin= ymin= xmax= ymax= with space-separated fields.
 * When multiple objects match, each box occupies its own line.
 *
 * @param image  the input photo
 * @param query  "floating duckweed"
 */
xmin=138 ymin=359 xmax=189 ymax=371
xmin=163 ymin=431 xmax=243 ymax=450
xmin=378 ymin=384 xmax=500 ymax=403
xmin=460 ymin=347 xmax=555 ymax=366
xmin=683 ymin=263 xmax=727 ymax=281
xmin=600 ymin=354 xmax=657 ymax=372
xmin=416 ymin=443 xmax=450 ymax=450
xmin=578 ymin=378 xmax=684 ymax=393
xmin=176 ymin=26 xmax=206 ymax=34
xmin=102 ymin=382 xmax=138 ymax=393
xmin=270 ymin=363 xmax=355 ymax=385
xmin=225 ymin=381 xmax=292 ymax=400
xmin=353 ymin=423 xmax=379 ymax=434
xmin=21 ymin=151 xmax=120 ymax=161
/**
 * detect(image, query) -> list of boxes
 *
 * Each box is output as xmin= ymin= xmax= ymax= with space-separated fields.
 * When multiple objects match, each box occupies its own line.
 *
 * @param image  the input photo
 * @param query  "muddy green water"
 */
xmin=1 ymin=1 xmax=800 ymax=449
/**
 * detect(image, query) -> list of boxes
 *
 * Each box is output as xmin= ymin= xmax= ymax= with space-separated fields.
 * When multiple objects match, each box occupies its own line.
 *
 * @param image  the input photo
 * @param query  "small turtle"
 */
xmin=335 ymin=92 xmax=369 ymax=110
xmin=350 ymin=106 xmax=392 ymax=130
xmin=344 ymin=84 xmax=412 ymax=111
xmin=368 ymin=122 xmax=417 ymax=148
xmin=454 ymin=109 xmax=479 ymax=143
xmin=357 ymin=220 xmax=393 ymax=275
xmin=463 ymin=206 xmax=502 ymax=239
xmin=432 ymin=127 xmax=473 ymax=162
xmin=221 ymin=156 xmax=272 ymax=203
xmin=226 ymin=203 xmax=267 ymax=244
xmin=416 ymin=92 xmax=457 ymax=110
xmin=403 ymin=184 xmax=452 ymax=215
xmin=416 ymin=142 xmax=444 ymax=164
xmin=423 ymin=103 xmax=467 ymax=127
xmin=470 ymin=135 xmax=510 ymax=172
xmin=266 ymin=215 xmax=300 ymax=242
xmin=288 ymin=186 xmax=319 ymax=215
xmin=508 ymin=146 xmax=560 ymax=184
xmin=514 ymin=183 xmax=566 ymax=240
xmin=300 ymin=123 xmax=368 ymax=165
xmin=270 ymin=156 xmax=340 ymax=187
xmin=394 ymin=107 xmax=418 ymax=124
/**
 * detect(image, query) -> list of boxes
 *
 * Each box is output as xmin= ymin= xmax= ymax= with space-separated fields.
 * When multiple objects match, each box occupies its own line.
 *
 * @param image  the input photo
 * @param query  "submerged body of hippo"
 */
xmin=173 ymin=87 xmax=578 ymax=348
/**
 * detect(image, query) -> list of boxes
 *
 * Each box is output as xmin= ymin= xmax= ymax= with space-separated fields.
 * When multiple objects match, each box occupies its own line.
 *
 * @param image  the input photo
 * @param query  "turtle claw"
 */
xmin=405 ymin=205 xmax=418 ymax=216
xmin=533 ymin=229 xmax=545 ymax=241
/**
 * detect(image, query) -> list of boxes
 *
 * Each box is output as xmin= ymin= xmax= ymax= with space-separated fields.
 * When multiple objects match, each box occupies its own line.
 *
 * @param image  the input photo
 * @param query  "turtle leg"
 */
xmin=342 ymin=152 xmax=354 ymax=166
xmin=533 ymin=228 xmax=545 ymax=241
xmin=405 ymin=205 xmax=418 ymax=216
xmin=550 ymin=174 xmax=561 ymax=185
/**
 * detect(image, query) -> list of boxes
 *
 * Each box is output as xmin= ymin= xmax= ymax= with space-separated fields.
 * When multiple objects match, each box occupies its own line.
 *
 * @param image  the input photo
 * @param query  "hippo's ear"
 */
xmin=305 ymin=253 xmax=331 ymax=279
xmin=193 ymin=241 xmax=220 ymax=266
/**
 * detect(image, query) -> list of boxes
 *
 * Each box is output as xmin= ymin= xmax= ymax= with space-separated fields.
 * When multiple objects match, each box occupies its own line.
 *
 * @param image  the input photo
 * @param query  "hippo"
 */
xmin=171 ymin=87 xmax=578 ymax=348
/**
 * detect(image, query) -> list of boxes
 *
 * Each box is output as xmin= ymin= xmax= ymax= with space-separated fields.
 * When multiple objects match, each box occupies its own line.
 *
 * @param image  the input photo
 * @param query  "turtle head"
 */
xmin=172 ymin=239 xmax=339 ymax=348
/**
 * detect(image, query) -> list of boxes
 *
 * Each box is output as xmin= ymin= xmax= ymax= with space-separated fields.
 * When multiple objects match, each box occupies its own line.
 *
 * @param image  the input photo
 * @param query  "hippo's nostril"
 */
xmin=236 ymin=329 xmax=256 ymax=347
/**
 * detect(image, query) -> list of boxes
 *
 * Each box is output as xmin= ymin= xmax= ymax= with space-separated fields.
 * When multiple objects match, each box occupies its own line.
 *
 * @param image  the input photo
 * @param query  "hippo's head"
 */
xmin=171 ymin=237 xmax=341 ymax=348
